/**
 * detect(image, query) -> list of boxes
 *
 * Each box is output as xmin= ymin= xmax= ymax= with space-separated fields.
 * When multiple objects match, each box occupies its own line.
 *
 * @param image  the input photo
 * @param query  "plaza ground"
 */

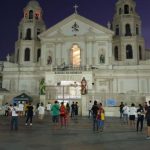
xmin=0 ymin=115 xmax=150 ymax=150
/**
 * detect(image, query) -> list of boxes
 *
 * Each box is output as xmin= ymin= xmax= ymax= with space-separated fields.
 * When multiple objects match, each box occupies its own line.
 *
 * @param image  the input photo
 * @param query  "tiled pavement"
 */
xmin=0 ymin=115 xmax=150 ymax=150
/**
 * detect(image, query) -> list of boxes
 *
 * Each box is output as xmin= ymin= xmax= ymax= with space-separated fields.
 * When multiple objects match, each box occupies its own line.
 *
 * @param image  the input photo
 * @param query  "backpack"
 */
xmin=60 ymin=105 xmax=66 ymax=116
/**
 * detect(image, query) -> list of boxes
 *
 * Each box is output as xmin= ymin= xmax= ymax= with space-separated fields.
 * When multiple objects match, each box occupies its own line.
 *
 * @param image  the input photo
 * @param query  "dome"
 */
xmin=27 ymin=0 xmax=40 ymax=8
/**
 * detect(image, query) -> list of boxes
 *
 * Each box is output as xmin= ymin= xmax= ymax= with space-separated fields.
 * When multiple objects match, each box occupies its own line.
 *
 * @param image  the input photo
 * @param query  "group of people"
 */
xmin=10 ymin=102 xmax=46 ymax=130
xmin=120 ymin=101 xmax=150 ymax=139
xmin=89 ymin=100 xmax=105 ymax=132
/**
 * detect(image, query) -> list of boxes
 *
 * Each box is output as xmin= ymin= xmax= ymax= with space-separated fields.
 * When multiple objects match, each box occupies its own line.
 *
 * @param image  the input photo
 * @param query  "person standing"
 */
xmin=74 ymin=102 xmax=79 ymax=120
xmin=18 ymin=101 xmax=24 ymax=117
xmin=38 ymin=103 xmax=45 ymax=120
xmin=60 ymin=102 xmax=67 ymax=127
xmin=71 ymin=102 xmax=75 ymax=119
xmin=97 ymin=103 xmax=105 ymax=132
xmin=119 ymin=102 xmax=124 ymax=119
xmin=46 ymin=102 xmax=51 ymax=115
xmin=91 ymin=100 xmax=99 ymax=132
xmin=136 ymin=104 xmax=144 ymax=132
xmin=25 ymin=102 xmax=33 ymax=126
xmin=10 ymin=103 xmax=19 ymax=131
xmin=145 ymin=101 xmax=150 ymax=139
xmin=66 ymin=103 xmax=70 ymax=126
xmin=24 ymin=101 xmax=29 ymax=117
xmin=51 ymin=101 xmax=60 ymax=129
xmin=88 ymin=100 xmax=93 ymax=118
xmin=122 ymin=103 xmax=129 ymax=124
xmin=129 ymin=103 xmax=137 ymax=128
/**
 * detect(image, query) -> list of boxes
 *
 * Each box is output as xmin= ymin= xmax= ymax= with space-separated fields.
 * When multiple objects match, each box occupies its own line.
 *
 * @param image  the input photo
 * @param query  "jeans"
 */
xmin=93 ymin=116 xmax=98 ymax=131
xmin=137 ymin=116 xmax=144 ymax=131
xmin=11 ymin=116 xmax=18 ymax=130
xmin=26 ymin=115 xmax=33 ymax=124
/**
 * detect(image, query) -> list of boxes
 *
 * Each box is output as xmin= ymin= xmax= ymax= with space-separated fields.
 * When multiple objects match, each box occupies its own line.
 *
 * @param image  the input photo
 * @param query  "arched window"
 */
xmin=126 ymin=45 xmax=133 ymax=59
xmin=24 ymin=48 xmax=30 ymax=61
xmin=37 ymin=49 xmax=41 ymax=62
xmin=29 ymin=10 xmax=33 ymax=19
xmin=136 ymin=25 xmax=139 ymax=35
xmin=125 ymin=24 xmax=132 ymax=36
xmin=71 ymin=44 xmax=81 ymax=66
xmin=114 ymin=46 xmax=119 ymax=60
xmin=124 ymin=5 xmax=129 ymax=14
xmin=139 ymin=46 xmax=142 ymax=60
xmin=115 ymin=25 xmax=119 ymax=36
xmin=25 ymin=28 xmax=31 ymax=40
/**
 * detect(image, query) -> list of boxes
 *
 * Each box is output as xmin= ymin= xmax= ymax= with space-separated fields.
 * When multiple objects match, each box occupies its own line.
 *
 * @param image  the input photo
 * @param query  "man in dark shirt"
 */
xmin=91 ymin=100 xmax=99 ymax=131
xmin=25 ymin=102 xmax=33 ymax=126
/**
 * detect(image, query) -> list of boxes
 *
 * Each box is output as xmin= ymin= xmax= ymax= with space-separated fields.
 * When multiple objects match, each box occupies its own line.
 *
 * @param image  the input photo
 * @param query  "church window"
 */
xmin=114 ymin=46 xmax=119 ymax=60
xmin=126 ymin=45 xmax=133 ymax=59
xmin=71 ymin=44 xmax=81 ymax=66
xmin=29 ymin=10 xmax=33 ymax=19
xmin=125 ymin=24 xmax=132 ymax=36
xmin=124 ymin=5 xmax=129 ymax=14
xmin=37 ymin=49 xmax=41 ymax=62
xmin=25 ymin=28 xmax=32 ymax=40
xmin=115 ymin=25 xmax=119 ymax=35
xmin=136 ymin=25 xmax=139 ymax=35
xmin=139 ymin=46 xmax=142 ymax=60
xmin=24 ymin=48 xmax=30 ymax=61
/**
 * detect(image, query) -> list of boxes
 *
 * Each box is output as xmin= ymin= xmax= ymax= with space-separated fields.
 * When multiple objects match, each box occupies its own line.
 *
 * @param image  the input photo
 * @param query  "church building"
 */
xmin=1 ymin=0 xmax=150 ymax=115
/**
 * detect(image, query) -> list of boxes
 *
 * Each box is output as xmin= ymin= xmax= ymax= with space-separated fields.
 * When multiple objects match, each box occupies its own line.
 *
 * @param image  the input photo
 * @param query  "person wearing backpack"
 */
xmin=60 ymin=102 xmax=67 ymax=127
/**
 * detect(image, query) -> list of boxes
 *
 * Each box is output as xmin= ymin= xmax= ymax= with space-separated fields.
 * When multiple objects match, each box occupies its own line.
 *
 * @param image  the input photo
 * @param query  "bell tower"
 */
xmin=112 ymin=0 xmax=145 ymax=65
xmin=15 ymin=0 xmax=46 ymax=65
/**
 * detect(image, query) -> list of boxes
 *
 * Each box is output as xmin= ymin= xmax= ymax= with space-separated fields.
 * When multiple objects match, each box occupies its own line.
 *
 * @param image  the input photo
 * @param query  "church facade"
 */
xmin=1 ymin=0 xmax=150 ymax=115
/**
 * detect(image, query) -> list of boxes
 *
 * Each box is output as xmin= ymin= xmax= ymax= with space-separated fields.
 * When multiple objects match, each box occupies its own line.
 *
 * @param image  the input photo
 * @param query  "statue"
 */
xmin=39 ymin=79 xmax=46 ymax=95
xmin=47 ymin=56 xmax=52 ymax=65
xmin=6 ymin=54 xmax=10 ymax=62
xmin=81 ymin=77 xmax=87 ymax=95
xmin=100 ymin=54 xmax=105 ymax=63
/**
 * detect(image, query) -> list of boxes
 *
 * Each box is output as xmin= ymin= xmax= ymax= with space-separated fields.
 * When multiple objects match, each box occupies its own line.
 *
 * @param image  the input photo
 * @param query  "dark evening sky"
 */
xmin=0 ymin=0 xmax=150 ymax=60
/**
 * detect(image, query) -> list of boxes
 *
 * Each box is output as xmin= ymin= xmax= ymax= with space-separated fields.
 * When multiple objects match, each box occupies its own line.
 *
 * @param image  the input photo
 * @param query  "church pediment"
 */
xmin=39 ymin=13 xmax=114 ymax=39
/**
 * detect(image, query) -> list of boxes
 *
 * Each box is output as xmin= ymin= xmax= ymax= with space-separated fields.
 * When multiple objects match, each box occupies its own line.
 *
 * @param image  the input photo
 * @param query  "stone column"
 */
xmin=81 ymin=95 xmax=87 ymax=116
xmin=56 ymin=42 xmax=62 ymax=66
xmin=40 ymin=95 xmax=46 ymax=107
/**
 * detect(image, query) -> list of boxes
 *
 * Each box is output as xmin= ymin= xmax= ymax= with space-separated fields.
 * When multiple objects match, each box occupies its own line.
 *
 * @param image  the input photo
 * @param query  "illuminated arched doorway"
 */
xmin=71 ymin=44 xmax=81 ymax=67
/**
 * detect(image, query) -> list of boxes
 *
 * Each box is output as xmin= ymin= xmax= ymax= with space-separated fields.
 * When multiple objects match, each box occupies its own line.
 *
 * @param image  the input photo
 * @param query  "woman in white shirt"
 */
xmin=38 ymin=103 xmax=45 ymax=120
xmin=129 ymin=103 xmax=137 ymax=128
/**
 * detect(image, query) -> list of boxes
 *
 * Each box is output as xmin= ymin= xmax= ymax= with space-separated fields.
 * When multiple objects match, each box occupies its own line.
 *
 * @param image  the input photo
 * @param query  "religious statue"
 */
xmin=81 ymin=77 xmax=87 ymax=95
xmin=47 ymin=56 xmax=52 ymax=65
xmin=6 ymin=54 xmax=10 ymax=62
xmin=100 ymin=54 xmax=105 ymax=63
xmin=39 ymin=79 xmax=46 ymax=95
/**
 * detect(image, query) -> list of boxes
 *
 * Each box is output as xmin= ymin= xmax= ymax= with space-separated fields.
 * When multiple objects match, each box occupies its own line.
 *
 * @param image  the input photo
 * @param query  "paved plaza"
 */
xmin=0 ymin=115 xmax=150 ymax=150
